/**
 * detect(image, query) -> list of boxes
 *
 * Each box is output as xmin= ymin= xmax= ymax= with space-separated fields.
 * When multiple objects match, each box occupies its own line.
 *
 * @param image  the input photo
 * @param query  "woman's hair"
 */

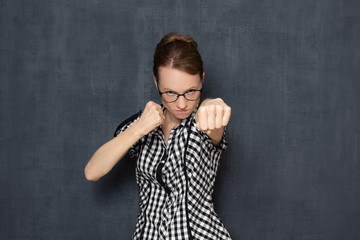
xmin=153 ymin=32 xmax=203 ymax=83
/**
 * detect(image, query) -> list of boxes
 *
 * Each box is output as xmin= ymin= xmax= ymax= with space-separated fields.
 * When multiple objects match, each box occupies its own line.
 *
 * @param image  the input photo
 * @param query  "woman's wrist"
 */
xmin=129 ymin=121 xmax=146 ymax=139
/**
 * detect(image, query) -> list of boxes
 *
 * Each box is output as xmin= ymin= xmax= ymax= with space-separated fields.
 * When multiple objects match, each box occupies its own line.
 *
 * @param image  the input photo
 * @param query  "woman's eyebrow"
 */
xmin=163 ymin=86 xmax=198 ymax=92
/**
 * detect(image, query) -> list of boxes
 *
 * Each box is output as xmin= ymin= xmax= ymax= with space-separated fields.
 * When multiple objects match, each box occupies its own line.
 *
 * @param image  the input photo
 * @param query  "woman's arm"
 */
xmin=84 ymin=101 xmax=165 ymax=181
xmin=195 ymin=98 xmax=231 ymax=146
xmin=84 ymin=121 xmax=144 ymax=181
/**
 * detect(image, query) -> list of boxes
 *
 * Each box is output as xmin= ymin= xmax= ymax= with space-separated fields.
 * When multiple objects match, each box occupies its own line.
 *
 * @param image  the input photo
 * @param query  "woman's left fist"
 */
xmin=195 ymin=98 xmax=231 ymax=134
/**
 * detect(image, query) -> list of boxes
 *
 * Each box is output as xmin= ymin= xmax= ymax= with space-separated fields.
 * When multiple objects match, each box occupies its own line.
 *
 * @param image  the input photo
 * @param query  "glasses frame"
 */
xmin=158 ymin=88 xmax=203 ymax=103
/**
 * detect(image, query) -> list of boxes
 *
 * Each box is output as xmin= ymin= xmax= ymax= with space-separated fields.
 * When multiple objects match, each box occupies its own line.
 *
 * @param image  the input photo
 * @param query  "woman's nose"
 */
xmin=176 ymin=95 xmax=187 ymax=109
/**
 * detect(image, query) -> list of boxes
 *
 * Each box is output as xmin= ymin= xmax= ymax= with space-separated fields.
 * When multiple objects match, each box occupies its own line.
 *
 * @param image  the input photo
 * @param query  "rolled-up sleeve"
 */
xmin=113 ymin=111 xmax=143 ymax=159
xmin=197 ymin=126 xmax=228 ymax=153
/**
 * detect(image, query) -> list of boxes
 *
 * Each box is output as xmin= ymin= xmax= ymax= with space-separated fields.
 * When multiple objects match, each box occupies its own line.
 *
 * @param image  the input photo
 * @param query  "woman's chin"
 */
xmin=175 ymin=111 xmax=191 ymax=119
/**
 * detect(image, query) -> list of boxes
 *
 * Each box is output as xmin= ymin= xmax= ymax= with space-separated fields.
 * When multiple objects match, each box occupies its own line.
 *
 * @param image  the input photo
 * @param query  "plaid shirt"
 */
xmin=114 ymin=103 xmax=232 ymax=240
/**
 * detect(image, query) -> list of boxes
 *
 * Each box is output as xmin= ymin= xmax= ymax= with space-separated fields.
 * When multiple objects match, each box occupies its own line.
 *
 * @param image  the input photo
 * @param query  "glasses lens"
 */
xmin=184 ymin=90 xmax=201 ymax=101
xmin=162 ymin=93 xmax=178 ymax=102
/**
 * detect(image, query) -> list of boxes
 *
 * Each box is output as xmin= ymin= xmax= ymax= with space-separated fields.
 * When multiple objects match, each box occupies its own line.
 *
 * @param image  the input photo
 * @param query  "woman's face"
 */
xmin=154 ymin=66 xmax=204 ymax=122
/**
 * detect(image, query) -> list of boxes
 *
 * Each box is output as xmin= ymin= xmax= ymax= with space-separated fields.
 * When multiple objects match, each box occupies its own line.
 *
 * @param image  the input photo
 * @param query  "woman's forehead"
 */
xmin=158 ymin=67 xmax=202 ymax=90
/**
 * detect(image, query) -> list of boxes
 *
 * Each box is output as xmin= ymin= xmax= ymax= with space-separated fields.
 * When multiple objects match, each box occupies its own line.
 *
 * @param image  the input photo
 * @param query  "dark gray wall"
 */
xmin=1 ymin=0 xmax=359 ymax=239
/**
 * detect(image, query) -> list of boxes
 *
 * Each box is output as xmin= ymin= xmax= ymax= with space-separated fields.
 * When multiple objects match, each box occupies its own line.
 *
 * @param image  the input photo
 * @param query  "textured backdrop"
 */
xmin=1 ymin=0 xmax=360 ymax=239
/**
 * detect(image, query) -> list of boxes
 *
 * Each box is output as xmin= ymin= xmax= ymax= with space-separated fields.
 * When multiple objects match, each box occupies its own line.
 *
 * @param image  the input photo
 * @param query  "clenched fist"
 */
xmin=195 ymin=98 xmax=231 ymax=136
xmin=136 ymin=101 xmax=165 ymax=136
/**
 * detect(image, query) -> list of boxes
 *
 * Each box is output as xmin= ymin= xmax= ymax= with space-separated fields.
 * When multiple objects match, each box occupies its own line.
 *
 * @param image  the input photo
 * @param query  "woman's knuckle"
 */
xmin=208 ymin=105 xmax=215 ymax=112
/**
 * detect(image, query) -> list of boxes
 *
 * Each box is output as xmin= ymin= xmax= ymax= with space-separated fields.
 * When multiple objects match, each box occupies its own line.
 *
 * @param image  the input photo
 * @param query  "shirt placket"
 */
xmin=157 ymin=127 xmax=177 ymax=239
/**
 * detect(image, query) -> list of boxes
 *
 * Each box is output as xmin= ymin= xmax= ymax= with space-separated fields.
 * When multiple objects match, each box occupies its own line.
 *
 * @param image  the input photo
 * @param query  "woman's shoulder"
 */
xmin=113 ymin=110 xmax=142 ymax=137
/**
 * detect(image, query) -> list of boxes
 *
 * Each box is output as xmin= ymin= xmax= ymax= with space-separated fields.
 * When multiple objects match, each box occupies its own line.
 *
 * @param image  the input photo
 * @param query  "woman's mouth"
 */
xmin=176 ymin=110 xmax=188 ymax=114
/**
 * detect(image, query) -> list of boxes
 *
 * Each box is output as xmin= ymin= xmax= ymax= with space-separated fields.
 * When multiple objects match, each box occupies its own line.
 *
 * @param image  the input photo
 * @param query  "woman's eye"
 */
xmin=166 ymin=91 xmax=175 ymax=95
xmin=186 ymin=89 xmax=196 ymax=94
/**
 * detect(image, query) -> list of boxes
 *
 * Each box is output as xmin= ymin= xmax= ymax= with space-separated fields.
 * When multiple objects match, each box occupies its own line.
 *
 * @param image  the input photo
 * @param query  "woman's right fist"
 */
xmin=136 ymin=101 xmax=165 ymax=136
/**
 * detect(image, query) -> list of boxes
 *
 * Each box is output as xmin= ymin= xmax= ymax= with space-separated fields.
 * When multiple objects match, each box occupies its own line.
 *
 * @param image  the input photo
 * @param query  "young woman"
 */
xmin=84 ymin=33 xmax=232 ymax=239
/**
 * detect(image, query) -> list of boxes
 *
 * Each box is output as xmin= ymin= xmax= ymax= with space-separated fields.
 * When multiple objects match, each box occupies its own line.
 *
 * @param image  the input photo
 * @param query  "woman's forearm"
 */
xmin=84 ymin=121 xmax=144 ymax=181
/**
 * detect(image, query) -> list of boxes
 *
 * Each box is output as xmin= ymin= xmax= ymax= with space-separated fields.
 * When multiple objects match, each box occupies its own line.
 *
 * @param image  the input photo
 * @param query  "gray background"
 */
xmin=1 ymin=0 xmax=360 ymax=239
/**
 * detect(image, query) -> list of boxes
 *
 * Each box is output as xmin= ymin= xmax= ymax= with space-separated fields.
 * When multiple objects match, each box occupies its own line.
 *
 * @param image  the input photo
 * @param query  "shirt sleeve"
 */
xmin=196 ymin=126 xmax=228 ymax=153
xmin=113 ymin=110 xmax=143 ymax=159
xmin=193 ymin=123 xmax=228 ymax=175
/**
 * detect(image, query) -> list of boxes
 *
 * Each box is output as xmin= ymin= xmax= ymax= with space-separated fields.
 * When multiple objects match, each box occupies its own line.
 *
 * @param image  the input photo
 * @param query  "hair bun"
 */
xmin=158 ymin=32 xmax=198 ymax=48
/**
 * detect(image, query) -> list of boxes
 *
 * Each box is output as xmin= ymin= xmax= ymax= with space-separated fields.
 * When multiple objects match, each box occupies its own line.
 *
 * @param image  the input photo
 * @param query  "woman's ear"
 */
xmin=202 ymin=72 xmax=205 ymax=82
xmin=153 ymin=76 xmax=158 ymax=89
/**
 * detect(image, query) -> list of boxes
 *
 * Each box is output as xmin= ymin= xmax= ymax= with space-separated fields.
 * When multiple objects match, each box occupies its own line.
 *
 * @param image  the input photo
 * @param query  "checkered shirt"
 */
xmin=114 ymin=103 xmax=232 ymax=240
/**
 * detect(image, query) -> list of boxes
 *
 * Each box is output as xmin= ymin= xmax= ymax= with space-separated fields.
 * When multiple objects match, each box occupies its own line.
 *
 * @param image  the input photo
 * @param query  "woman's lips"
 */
xmin=176 ymin=110 xmax=188 ymax=114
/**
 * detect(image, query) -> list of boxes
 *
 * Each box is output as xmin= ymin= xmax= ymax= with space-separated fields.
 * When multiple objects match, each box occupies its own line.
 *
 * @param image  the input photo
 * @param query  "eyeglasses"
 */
xmin=158 ymin=88 xmax=202 ymax=103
